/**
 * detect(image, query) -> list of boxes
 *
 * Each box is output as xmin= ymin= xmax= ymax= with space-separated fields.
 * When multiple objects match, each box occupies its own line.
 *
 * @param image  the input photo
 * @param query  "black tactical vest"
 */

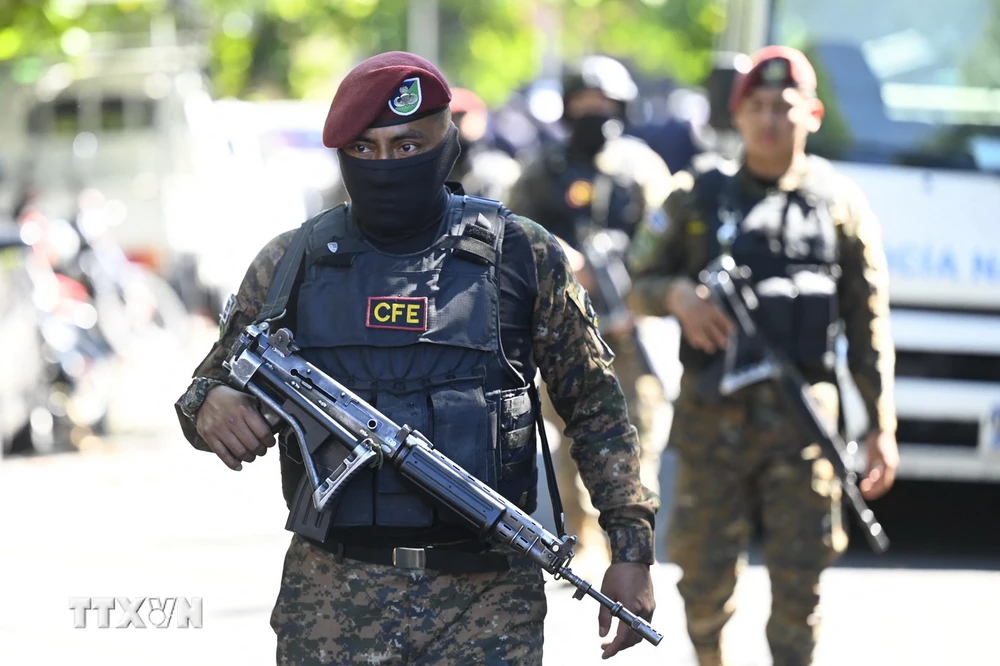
xmin=290 ymin=195 xmax=539 ymax=533
xmin=682 ymin=158 xmax=842 ymax=382
xmin=539 ymin=147 xmax=642 ymax=251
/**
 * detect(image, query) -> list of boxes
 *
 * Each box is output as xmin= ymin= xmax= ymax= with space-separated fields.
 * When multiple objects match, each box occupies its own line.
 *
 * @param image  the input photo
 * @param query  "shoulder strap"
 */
xmin=255 ymin=205 xmax=346 ymax=325
xmin=306 ymin=204 xmax=366 ymax=269
xmin=795 ymin=159 xmax=843 ymax=265
xmin=528 ymin=383 xmax=568 ymax=538
xmin=693 ymin=168 xmax=732 ymax=262
xmin=444 ymin=194 xmax=505 ymax=266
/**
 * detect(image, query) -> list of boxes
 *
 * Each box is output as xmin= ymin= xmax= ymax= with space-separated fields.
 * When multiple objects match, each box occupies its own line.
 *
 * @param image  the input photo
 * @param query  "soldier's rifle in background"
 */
xmin=222 ymin=323 xmax=663 ymax=647
xmin=697 ymin=255 xmax=889 ymax=553
xmin=580 ymin=228 xmax=667 ymax=387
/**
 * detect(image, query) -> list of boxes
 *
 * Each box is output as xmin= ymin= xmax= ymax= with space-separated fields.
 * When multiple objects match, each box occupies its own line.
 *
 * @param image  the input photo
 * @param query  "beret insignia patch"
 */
xmin=762 ymin=58 xmax=789 ymax=84
xmin=390 ymin=77 xmax=422 ymax=116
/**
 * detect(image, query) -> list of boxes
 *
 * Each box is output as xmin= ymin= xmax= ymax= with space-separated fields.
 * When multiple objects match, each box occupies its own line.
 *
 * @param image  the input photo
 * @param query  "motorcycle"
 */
xmin=17 ymin=205 xmax=115 ymax=451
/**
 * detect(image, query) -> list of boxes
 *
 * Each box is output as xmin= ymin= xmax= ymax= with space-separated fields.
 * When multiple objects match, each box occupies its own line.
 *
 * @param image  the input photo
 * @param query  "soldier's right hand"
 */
xmin=667 ymin=279 xmax=736 ymax=354
xmin=196 ymin=385 xmax=276 ymax=471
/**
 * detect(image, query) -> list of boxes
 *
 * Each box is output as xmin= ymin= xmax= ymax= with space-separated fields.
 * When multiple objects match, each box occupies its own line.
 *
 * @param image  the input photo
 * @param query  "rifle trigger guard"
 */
xmin=363 ymin=438 xmax=385 ymax=469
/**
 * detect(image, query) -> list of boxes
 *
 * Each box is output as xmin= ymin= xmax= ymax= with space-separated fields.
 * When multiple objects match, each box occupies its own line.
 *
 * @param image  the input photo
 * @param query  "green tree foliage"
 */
xmin=963 ymin=0 xmax=1000 ymax=87
xmin=0 ymin=0 xmax=726 ymax=104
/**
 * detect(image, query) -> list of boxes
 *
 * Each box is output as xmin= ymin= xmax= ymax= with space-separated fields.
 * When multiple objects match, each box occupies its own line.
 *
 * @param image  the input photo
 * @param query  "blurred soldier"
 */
xmin=630 ymin=46 xmax=899 ymax=666
xmin=448 ymin=87 xmax=522 ymax=201
xmin=507 ymin=54 xmax=673 ymax=576
xmin=175 ymin=51 xmax=657 ymax=664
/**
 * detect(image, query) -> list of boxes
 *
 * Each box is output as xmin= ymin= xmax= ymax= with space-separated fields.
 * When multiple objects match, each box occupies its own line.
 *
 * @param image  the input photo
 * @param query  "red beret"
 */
xmin=322 ymin=51 xmax=452 ymax=148
xmin=449 ymin=87 xmax=487 ymax=115
xmin=729 ymin=45 xmax=818 ymax=112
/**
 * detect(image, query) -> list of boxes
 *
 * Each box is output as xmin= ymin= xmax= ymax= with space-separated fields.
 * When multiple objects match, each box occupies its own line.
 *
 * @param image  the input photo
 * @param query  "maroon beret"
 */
xmin=730 ymin=45 xmax=818 ymax=112
xmin=322 ymin=51 xmax=452 ymax=148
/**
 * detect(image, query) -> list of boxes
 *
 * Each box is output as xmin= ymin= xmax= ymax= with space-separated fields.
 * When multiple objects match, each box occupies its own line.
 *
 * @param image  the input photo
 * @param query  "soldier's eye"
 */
xmin=399 ymin=142 xmax=418 ymax=153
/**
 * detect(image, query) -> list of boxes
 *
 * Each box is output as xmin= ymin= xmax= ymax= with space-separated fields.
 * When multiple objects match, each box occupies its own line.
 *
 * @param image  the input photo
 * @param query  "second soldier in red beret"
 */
xmin=175 ymin=50 xmax=659 ymax=663
xmin=630 ymin=45 xmax=898 ymax=666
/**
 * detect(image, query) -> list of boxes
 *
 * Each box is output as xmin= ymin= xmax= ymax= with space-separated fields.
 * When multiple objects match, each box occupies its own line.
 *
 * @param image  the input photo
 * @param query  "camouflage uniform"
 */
xmin=176 ymin=215 xmax=658 ymax=665
xmin=507 ymin=135 xmax=672 ymax=568
xmin=630 ymin=161 xmax=896 ymax=666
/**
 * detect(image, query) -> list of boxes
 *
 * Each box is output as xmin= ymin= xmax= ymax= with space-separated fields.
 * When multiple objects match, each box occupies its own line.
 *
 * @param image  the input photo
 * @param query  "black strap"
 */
xmin=256 ymin=220 xmax=313 ymax=325
xmin=446 ymin=235 xmax=497 ymax=265
xmin=697 ymin=168 xmax=734 ymax=262
xmin=448 ymin=195 xmax=503 ymax=267
xmin=529 ymin=383 xmax=567 ymax=538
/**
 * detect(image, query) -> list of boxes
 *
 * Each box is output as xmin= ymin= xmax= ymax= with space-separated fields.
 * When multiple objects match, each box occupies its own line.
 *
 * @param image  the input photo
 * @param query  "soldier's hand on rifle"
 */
xmin=667 ymin=279 xmax=736 ymax=354
xmin=598 ymin=562 xmax=656 ymax=659
xmin=196 ymin=385 xmax=276 ymax=471
xmin=859 ymin=430 xmax=899 ymax=500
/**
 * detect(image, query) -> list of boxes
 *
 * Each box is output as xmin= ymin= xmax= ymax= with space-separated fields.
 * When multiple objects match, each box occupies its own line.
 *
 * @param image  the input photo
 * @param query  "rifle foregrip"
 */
xmin=394 ymin=442 xmax=508 ymax=534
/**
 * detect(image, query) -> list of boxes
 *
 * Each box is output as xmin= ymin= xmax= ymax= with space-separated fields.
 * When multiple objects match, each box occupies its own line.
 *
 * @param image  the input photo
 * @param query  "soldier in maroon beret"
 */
xmin=630 ymin=45 xmax=898 ymax=666
xmin=175 ymin=51 xmax=659 ymax=663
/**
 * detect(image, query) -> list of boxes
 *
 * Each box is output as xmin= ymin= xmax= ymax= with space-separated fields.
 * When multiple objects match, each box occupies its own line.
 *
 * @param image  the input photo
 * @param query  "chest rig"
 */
xmin=542 ymin=148 xmax=640 ymax=251
xmin=279 ymin=195 xmax=539 ymax=534
xmin=693 ymin=159 xmax=842 ymax=380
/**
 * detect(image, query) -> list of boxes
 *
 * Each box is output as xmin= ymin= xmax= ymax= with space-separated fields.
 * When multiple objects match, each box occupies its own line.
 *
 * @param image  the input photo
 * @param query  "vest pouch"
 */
xmin=430 ymin=379 xmax=492 ymax=525
xmin=371 ymin=390 xmax=435 ymax=527
xmin=498 ymin=388 xmax=538 ymax=507
xmin=790 ymin=270 xmax=839 ymax=373
xmin=753 ymin=277 xmax=796 ymax=354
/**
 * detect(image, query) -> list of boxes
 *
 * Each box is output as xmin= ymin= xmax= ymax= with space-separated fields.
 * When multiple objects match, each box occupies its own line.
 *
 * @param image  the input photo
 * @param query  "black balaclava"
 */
xmin=338 ymin=123 xmax=462 ymax=243
xmin=566 ymin=113 xmax=624 ymax=161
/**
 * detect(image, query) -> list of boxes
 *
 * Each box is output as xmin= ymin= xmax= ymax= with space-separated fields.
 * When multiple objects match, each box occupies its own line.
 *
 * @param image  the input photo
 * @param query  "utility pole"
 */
xmin=407 ymin=0 xmax=439 ymax=64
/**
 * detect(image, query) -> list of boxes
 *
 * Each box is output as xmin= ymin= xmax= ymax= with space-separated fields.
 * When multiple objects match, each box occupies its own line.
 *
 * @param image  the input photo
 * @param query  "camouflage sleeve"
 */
xmin=516 ymin=215 xmax=659 ymax=565
xmin=835 ymin=179 xmax=897 ymax=433
xmin=627 ymin=172 xmax=699 ymax=316
xmin=173 ymin=230 xmax=299 ymax=451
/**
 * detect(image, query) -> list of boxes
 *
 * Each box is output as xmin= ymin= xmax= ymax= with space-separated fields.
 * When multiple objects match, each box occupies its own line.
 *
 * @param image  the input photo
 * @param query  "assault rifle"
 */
xmin=580 ymin=228 xmax=634 ymax=337
xmin=699 ymin=255 xmax=890 ymax=553
xmin=580 ymin=228 xmax=670 ymax=386
xmin=222 ymin=322 xmax=663 ymax=646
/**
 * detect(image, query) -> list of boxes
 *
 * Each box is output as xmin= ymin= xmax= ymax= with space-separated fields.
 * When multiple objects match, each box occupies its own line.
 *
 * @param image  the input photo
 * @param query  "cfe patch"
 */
xmin=367 ymin=296 xmax=428 ymax=331
xmin=389 ymin=77 xmax=422 ymax=116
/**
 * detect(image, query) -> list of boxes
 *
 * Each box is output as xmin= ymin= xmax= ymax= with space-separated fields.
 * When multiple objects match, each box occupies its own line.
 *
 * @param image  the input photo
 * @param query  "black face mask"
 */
xmin=567 ymin=114 xmax=623 ymax=160
xmin=338 ymin=124 xmax=461 ymax=243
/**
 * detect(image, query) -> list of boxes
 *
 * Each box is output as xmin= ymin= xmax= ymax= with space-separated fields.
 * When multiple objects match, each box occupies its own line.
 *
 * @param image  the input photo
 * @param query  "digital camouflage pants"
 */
xmin=667 ymin=376 xmax=848 ymax=666
xmin=271 ymin=535 xmax=547 ymax=665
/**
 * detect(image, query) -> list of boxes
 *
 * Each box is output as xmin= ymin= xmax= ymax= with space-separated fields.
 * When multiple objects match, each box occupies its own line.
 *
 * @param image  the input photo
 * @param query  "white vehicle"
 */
xmin=193 ymin=99 xmax=345 ymax=312
xmin=716 ymin=0 xmax=1000 ymax=481
xmin=0 ymin=41 xmax=239 ymax=310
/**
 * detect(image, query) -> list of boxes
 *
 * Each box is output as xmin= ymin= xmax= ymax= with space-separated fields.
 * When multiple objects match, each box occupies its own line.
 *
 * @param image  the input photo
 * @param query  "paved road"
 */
xmin=1 ymin=319 xmax=997 ymax=665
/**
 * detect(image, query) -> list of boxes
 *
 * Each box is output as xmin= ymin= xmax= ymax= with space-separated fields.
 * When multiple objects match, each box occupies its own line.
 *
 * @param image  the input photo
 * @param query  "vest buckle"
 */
xmin=392 ymin=547 xmax=426 ymax=569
